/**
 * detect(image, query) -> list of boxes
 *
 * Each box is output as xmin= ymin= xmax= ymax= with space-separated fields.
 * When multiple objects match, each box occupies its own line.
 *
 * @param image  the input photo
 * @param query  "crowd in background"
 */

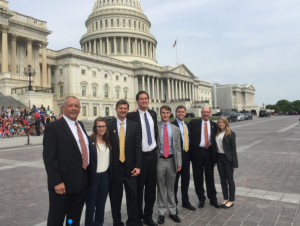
xmin=0 ymin=104 xmax=62 ymax=138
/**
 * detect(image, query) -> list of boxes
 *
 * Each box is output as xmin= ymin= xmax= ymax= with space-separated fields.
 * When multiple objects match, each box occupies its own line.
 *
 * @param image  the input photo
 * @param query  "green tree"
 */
xmin=266 ymin=104 xmax=280 ymax=113
xmin=276 ymin=99 xmax=292 ymax=112
xmin=291 ymin=100 xmax=300 ymax=111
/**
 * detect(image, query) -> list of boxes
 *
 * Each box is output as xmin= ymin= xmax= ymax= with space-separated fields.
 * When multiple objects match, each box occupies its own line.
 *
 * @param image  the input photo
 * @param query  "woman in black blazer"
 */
xmin=215 ymin=116 xmax=238 ymax=209
xmin=85 ymin=117 xmax=112 ymax=226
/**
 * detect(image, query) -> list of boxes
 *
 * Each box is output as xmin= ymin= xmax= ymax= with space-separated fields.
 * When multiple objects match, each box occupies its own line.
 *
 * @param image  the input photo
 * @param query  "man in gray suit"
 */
xmin=156 ymin=106 xmax=182 ymax=224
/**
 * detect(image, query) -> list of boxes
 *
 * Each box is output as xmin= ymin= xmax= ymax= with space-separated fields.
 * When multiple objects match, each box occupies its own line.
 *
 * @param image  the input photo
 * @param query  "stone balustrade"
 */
xmin=11 ymin=12 xmax=48 ymax=29
xmin=0 ymin=72 xmax=34 ymax=81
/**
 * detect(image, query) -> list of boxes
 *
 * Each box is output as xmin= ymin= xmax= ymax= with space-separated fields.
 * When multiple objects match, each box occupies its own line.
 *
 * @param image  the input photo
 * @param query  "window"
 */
xmin=111 ymin=41 xmax=114 ymax=53
xmin=82 ymin=86 xmax=86 ymax=96
xmin=124 ymin=77 xmax=127 ymax=82
xmin=124 ymin=40 xmax=127 ymax=53
xmin=100 ymin=20 xmax=103 ymax=28
xmin=123 ymin=19 xmax=125 ymax=27
xmin=124 ymin=90 xmax=128 ymax=99
xmin=105 ymin=74 xmax=108 ymax=79
xmin=116 ymin=75 xmax=119 ymax=80
xmin=59 ymin=86 xmax=63 ymax=97
xmin=81 ymin=69 xmax=86 ymax=75
xmin=105 ymin=19 xmax=108 ymax=28
xmin=59 ymin=69 xmax=63 ymax=75
xmin=116 ymin=89 xmax=119 ymax=98
xmin=117 ymin=19 xmax=120 ymax=27
xmin=105 ymin=107 xmax=109 ymax=116
xmin=52 ymin=71 xmax=54 ymax=76
xmin=111 ymin=19 xmax=114 ymax=27
xmin=82 ymin=106 xmax=87 ymax=116
xmin=93 ymin=87 xmax=97 ymax=97
xmin=129 ymin=20 xmax=131 ymax=28
xmin=104 ymin=84 xmax=109 ymax=98
xmin=93 ymin=107 xmax=97 ymax=116
xmin=142 ymin=23 xmax=144 ymax=31
xmin=117 ymin=41 xmax=121 ymax=53
xmin=92 ymin=71 xmax=96 ymax=77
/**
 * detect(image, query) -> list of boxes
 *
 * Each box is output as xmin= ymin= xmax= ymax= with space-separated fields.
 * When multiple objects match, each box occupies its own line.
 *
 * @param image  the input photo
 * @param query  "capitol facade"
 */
xmin=0 ymin=0 xmax=213 ymax=120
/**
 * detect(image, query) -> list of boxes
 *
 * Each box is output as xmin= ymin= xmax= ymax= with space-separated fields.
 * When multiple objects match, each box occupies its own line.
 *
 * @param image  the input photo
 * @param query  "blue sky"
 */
xmin=9 ymin=0 xmax=300 ymax=105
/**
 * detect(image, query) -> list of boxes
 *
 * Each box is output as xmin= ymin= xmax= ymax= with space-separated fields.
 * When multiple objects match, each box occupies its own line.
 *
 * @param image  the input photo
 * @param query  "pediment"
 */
xmin=57 ymin=81 xmax=64 ymax=85
xmin=169 ymin=64 xmax=194 ymax=77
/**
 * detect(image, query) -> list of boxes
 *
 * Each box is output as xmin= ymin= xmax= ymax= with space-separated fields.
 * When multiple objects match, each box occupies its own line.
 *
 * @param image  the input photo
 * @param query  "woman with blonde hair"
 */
xmin=215 ymin=116 xmax=238 ymax=209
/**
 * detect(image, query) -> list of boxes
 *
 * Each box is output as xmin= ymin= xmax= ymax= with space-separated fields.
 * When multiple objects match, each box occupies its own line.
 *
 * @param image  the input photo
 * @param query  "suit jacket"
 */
xmin=217 ymin=131 xmax=238 ymax=168
xmin=43 ymin=117 xmax=93 ymax=194
xmin=156 ymin=121 xmax=182 ymax=170
xmin=126 ymin=109 xmax=158 ymax=145
xmin=34 ymin=119 xmax=40 ymax=128
xmin=189 ymin=119 xmax=218 ymax=163
xmin=107 ymin=118 xmax=142 ymax=179
xmin=171 ymin=119 xmax=190 ymax=154
xmin=89 ymin=138 xmax=112 ymax=184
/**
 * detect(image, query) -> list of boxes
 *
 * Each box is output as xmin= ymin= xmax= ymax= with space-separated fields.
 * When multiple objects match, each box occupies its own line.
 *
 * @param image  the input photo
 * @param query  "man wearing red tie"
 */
xmin=43 ymin=96 xmax=93 ymax=226
xmin=189 ymin=107 xmax=220 ymax=209
xmin=156 ymin=106 xmax=182 ymax=224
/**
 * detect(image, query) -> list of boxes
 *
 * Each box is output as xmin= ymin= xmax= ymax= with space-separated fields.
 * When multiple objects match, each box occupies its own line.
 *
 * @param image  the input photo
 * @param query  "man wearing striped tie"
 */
xmin=43 ymin=96 xmax=94 ymax=226
xmin=172 ymin=106 xmax=196 ymax=213
xmin=107 ymin=99 xmax=142 ymax=226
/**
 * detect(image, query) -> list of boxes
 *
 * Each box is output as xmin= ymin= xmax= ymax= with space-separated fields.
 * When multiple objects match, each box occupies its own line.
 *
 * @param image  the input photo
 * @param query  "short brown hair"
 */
xmin=116 ymin=99 xmax=129 ymax=108
xmin=176 ymin=105 xmax=186 ymax=112
xmin=160 ymin=105 xmax=171 ymax=113
xmin=136 ymin=91 xmax=149 ymax=101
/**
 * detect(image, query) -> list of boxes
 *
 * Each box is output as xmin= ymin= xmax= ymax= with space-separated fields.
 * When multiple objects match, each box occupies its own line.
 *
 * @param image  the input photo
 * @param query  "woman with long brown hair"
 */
xmin=215 ymin=116 xmax=238 ymax=209
xmin=85 ymin=117 xmax=112 ymax=226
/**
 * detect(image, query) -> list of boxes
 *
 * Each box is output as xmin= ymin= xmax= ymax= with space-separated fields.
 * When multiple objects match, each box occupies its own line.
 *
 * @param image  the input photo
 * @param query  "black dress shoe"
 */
xmin=169 ymin=214 xmax=181 ymax=223
xmin=157 ymin=215 xmax=165 ymax=225
xmin=198 ymin=201 xmax=205 ymax=208
xmin=143 ymin=219 xmax=158 ymax=226
xmin=182 ymin=202 xmax=196 ymax=211
xmin=223 ymin=203 xmax=234 ymax=209
xmin=210 ymin=201 xmax=220 ymax=208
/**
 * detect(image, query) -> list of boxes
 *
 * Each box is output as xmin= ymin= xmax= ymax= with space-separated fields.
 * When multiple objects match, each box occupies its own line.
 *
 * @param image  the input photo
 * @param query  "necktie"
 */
xmin=183 ymin=122 xmax=189 ymax=152
xmin=75 ymin=121 xmax=88 ymax=169
xmin=163 ymin=124 xmax=169 ymax=158
xmin=144 ymin=113 xmax=152 ymax=145
xmin=119 ymin=122 xmax=125 ymax=163
xmin=204 ymin=122 xmax=209 ymax=149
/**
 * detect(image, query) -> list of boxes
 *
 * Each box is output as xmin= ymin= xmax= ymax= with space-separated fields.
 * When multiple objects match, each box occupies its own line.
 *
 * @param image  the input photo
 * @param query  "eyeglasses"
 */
xmin=97 ymin=125 xmax=106 ymax=129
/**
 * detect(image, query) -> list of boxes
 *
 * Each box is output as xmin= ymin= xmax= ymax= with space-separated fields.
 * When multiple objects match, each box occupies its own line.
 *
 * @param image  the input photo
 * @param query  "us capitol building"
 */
xmin=0 ymin=0 xmax=215 ymax=119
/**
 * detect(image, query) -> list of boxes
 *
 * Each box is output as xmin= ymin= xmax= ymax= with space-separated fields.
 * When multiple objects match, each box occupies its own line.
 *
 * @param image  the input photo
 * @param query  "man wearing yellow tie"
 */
xmin=172 ymin=106 xmax=196 ymax=213
xmin=107 ymin=99 xmax=142 ymax=226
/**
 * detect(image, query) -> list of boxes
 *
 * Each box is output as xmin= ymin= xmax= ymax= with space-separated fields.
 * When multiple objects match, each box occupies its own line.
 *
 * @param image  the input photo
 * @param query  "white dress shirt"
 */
xmin=117 ymin=117 xmax=127 ymax=137
xmin=96 ymin=142 xmax=110 ymax=173
xmin=216 ymin=132 xmax=225 ymax=154
xmin=138 ymin=109 xmax=157 ymax=152
xmin=63 ymin=115 xmax=90 ymax=164
xmin=199 ymin=119 xmax=212 ymax=147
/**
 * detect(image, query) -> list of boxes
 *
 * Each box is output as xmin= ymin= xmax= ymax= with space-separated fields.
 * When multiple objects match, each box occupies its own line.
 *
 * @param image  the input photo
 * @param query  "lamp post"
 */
xmin=24 ymin=64 xmax=36 ymax=91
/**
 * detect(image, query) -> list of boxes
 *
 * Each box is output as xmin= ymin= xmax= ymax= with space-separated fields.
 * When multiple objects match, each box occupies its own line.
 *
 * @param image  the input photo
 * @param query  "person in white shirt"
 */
xmin=85 ymin=117 xmax=112 ymax=226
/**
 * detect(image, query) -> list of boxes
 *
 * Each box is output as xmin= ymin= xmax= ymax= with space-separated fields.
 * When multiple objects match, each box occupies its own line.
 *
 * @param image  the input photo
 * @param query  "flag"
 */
xmin=173 ymin=40 xmax=177 ymax=48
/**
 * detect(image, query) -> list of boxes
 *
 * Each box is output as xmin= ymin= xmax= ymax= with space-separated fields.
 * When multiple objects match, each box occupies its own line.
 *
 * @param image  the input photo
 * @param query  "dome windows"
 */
xmin=111 ymin=19 xmax=114 ymax=27
xmin=105 ymin=19 xmax=108 ymax=28
xmin=117 ymin=19 xmax=120 ymax=27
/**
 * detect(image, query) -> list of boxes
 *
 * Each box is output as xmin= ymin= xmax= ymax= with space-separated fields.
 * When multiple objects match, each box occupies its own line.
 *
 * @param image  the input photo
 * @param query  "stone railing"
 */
xmin=11 ymin=12 xmax=48 ymax=29
xmin=0 ymin=72 xmax=33 ymax=82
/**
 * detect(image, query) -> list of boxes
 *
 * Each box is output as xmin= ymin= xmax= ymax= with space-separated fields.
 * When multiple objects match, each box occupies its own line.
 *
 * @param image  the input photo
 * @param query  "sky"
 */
xmin=8 ymin=0 xmax=300 ymax=105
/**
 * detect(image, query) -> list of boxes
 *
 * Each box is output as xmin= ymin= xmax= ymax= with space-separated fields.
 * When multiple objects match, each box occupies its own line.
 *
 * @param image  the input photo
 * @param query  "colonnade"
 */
xmin=1 ymin=25 xmax=49 ymax=87
xmin=138 ymin=75 xmax=201 ymax=102
xmin=81 ymin=37 xmax=156 ymax=60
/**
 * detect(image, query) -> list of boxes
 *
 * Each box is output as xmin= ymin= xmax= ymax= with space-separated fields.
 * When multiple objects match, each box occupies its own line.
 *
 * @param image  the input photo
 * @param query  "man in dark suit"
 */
xmin=35 ymin=118 xmax=41 ymax=136
xmin=43 ymin=96 xmax=93 ymax=226
xmin=108 ymin=99 xmax=142 ymax=226
xmin=189 ymin=107 xmax=220 ymax=209
xmin=127 ymin=91 xmax=158 ymax=226
xmin=171 ymin=106 xmax=196 ymax=212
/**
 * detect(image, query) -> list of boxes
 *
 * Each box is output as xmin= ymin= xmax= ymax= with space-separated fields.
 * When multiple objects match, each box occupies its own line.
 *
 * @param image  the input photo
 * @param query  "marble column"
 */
xmin=27 ymin=38 xmax=33 ymax=67
xmin=185 ymin=82 xmax=188 ymax=100
xmin=85 ymin=43 xmax=87 ymax=52
xmin=175 ymin=80 xmax=178 ymax=100
xmin=156 ymin=77 xmax=160 ymax=101
xmin=141 ymin=40 xmax=144 ymax=56
xmin=142 ymin=74 xmax=145 ymax=90
xmin=42 ymin=42 xmax=48 ymax=87
xmin=189 ymin=83 xmax=192 ymax=101
xmin=89 ymin=41 xmax=92 ymax=52
xmin=161 ymin=78 xmax=164 ymax=101
xmin=154 ymin=45 xmax=157 ymax=60
xmin=106 ymin=38 xmax=109 ymax=55
xmin=179 ymin=80 xmax=182 ymax=100
xmin=11 ymin=34 xmax=17 ymax=73
xmin=171 ymin=79 xmax=175 ymax=100
xmin=100 ymin=38 xmax=102 ymax=55
xmin=146 ymin=41 xmax=149 ymax=57
xmin=135 ymin=38 xmax=137 ymax=56
xmin=121 ymin=37 xmax=124 ymax=55
xmin=134 ymin=75 xmax=138 ymax=94
xmin=182 ymin=81 xmax=186 ymax=99
xmin=1 ymin=26 xmax=8 ymax=72
xmin=47 ymin=65 xmax=51 ymax=87
xmin=147 ymin=75 xmax=150 ymax=96
xmin=152 ymin=76 xmax=155 ymax=100
xmin=93 ymin=39 xmax=96 ymax=54
xmin=128 ymin=37 xmax=131 ymax=55
xmin=167 ymin=78 xmax=171 ymax=102
xmin=114 ymin=37 xmax=116 ymax=55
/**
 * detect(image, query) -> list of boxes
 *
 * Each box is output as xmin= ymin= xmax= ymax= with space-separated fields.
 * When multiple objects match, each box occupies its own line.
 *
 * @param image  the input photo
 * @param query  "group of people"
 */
xmin=0 ymin=104 xmax=59 ymax=138
xmin=42 ymin=91 xmax=238 ymax=226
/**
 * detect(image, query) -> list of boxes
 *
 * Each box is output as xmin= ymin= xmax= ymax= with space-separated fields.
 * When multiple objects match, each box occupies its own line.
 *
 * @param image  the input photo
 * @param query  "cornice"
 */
xmin=0 ymin=6 xmax=14 ymax=18
xmin=9 ymin=20 xmax=52 ymax=35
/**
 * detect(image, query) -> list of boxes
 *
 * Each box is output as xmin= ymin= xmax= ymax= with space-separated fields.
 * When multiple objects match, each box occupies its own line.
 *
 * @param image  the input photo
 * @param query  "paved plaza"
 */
xmin=1 ymin=116 xmax=300 ymax=226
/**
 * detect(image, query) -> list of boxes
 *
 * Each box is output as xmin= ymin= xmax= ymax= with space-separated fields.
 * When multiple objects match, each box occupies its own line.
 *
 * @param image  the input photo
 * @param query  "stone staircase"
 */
xmin=0 ymin=92 xmax=27 ymax=110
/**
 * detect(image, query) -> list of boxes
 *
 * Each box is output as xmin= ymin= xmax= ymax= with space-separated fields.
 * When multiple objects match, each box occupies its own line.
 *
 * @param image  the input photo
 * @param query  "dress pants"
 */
xmin=157 ymin=157 xmax=177 ymax=216
xmin=85 ymin=170 xmax=110 ymax=226
xmin=217 ymin=153 xmax=235 ymax=201
xmin=137 ymin=149 xmax=157 ymax=222
xmin=47 ymin=170 xmax=88 ymax=226
xmin=174 ymin=151 xmax=190 ymax=206
xmin=110 ymin=162 xmax=139 ymax=226
xmin=192 ymin=147 xmax=217 ymax=202
xmin=36 ymin=127 xmax=40 ymax=136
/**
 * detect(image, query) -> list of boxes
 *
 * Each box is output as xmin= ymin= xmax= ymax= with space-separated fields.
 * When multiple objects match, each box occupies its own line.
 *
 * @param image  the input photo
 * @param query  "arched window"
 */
xmin=100 ymin=20 xmax=103 ymax=28
xmin=105 ymin=74 xmax=108 ymax=79
xmin=105 ymin=19 xmax=108 ymax=28
xmin=104 ymin=84 xmax=109 ymax=98
xmin=111 ymin=19 xmax=114 ymax=27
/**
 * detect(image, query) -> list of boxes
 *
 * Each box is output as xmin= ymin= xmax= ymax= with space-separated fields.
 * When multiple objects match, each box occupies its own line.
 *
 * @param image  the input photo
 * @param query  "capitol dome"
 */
xmin=80 ymin=0 xmax=158 ymax=64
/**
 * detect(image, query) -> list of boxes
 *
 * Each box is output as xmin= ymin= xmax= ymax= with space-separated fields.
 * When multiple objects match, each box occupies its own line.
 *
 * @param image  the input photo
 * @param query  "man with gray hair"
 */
xmin=43 ymin=96 xmax=94 ymax=226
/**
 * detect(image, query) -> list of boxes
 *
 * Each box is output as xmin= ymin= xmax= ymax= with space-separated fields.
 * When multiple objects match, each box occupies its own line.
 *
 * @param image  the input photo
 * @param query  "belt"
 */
xmin=160 ymin=154 xmax=174 ymax=159
xmin=199 ymin=146 xmax=211 ymax=150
